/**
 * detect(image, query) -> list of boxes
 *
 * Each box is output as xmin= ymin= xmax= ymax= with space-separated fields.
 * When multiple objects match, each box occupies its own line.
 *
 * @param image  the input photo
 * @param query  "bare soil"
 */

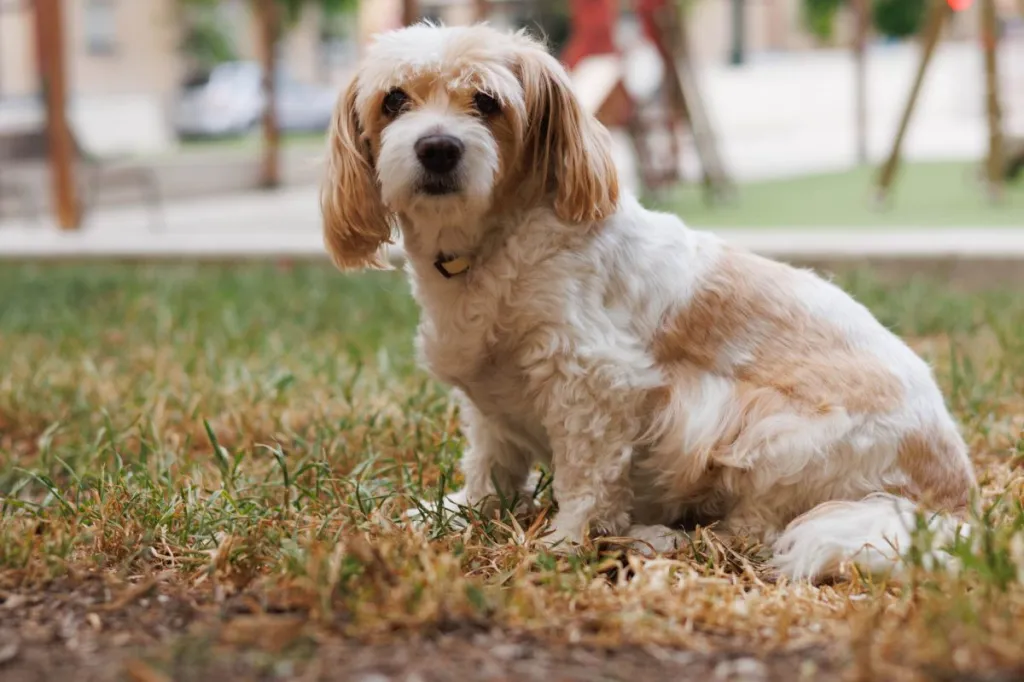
xmin=0 ymin=576 xmax=851 ymax=682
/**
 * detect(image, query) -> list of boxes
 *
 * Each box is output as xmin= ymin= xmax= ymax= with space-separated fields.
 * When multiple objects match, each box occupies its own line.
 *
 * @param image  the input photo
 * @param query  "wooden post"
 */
xmin=729 ymin=0 xmax=745 ymax=65
xmin=473 ymin=0 xmax=489 ymax=22
xmin=980 ymin=0 xmax=1004 ymax=202
xmin=652 ymin=0 xmax=684 ymax=188
xmin=35 ymin=0 xmax=80 ymax=229
xmin=257 ymin=0 xmax=280 ymax=189
xmin=875 ymin=0 xmax=948 ymax=202
xmin=852 ymin=0 xmax=869 ymax=164
xmin=402 ymin=0 xmax=418 ymax=26
xmin=641 ymin=0 xmax=732 ymax=201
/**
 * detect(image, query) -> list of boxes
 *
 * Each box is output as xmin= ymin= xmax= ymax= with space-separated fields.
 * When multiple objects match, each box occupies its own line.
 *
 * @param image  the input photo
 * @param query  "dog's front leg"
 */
xmin=543 ymin=437 xmax=635 ymax=549
xmin=455 ymin=396 xmax=535 ymax=516
xmin=408 ymin=394 xmax=534 ymax=529
xmin=527 ymin=358 xmax=643 ymax=549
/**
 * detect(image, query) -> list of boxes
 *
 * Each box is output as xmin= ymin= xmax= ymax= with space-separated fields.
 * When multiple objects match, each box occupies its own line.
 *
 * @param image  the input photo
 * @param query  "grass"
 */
xmin=1 ymin=263 xmax=1023 ymax=680
xmin=660 ymin=161 xmax=1024 ymax=228
xmin=175 ymin=130 xmax=326 ymax=154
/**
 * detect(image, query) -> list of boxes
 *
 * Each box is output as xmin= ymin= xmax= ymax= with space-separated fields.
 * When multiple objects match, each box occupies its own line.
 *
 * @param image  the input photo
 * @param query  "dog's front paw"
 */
xmin=535 ymin=513 xmax=589 ymax=554
xmin=536 ymin=526 xmax=582 ymax=554
xmin=624 ymin=524 xmax=685 ymax=557
xmin=405 ymin=489 xmax=472 ymax=531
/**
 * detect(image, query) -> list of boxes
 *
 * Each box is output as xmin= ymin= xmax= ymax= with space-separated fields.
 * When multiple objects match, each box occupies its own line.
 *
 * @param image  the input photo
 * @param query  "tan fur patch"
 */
xmin=642 ymin=374 xmax=803 ymax=499
xmin=652 ymin=247 xmax=903 ymax=416
xmin=896 ymin=430 xmax=975 ymax=511
xmin=363 ymin=72 xmax=494 ymax=145
xmin=320 ymin=79 xmax=393 ymax=271
xmin=510 ymin=46 xmax=619 ymax=224
xmin=354 ymin=58 xmax=546 ymax=221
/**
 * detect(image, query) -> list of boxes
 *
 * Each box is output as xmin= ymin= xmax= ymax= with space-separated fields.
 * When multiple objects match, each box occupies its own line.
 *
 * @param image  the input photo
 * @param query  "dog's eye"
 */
xmin=382 ymin=88 xmax=409 ymax=117
xmin=473 ymin=92 xmax=501 ymax=116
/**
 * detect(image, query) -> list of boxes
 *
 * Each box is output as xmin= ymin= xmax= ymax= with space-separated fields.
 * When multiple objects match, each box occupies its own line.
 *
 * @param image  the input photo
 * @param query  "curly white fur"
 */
xmin=320 ymin=22 xmax=977 ymax=582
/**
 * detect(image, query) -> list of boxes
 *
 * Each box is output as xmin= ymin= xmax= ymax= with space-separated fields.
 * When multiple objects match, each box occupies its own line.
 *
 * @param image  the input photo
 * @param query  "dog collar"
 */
xmin=434 ymin=253 xmax=471 ymax=278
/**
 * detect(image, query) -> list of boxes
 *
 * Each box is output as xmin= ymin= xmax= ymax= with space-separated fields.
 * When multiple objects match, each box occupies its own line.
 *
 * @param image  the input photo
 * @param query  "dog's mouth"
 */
xmin=419 ymin=175 xmax=460 ymax=196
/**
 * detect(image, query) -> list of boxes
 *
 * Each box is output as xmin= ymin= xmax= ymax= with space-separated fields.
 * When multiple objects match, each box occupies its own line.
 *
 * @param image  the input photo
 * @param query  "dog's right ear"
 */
xmin=513 ymin=37 xmax=619 ymax=225
xmin=320 ymin=78 xmax=393 ymax=270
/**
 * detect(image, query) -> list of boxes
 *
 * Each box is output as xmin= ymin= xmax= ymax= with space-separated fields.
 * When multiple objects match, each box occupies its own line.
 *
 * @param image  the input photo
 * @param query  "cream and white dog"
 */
xmin=320 ymin=22 xmax=977 ymax=581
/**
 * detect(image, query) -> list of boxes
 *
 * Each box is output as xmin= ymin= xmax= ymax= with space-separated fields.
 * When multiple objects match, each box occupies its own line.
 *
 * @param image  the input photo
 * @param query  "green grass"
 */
xmin=0 ymin=263 xmax=1023 ymax=680
xmin=660 ymin=161 xmax=1024 ymax=228
xmin=174 ymin=130 xmax=326 ymax=154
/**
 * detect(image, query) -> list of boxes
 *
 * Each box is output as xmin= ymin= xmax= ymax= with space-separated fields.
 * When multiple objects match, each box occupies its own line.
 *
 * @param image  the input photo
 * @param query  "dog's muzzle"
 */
xmin=415 ymin=134 xmax=463 ymax=195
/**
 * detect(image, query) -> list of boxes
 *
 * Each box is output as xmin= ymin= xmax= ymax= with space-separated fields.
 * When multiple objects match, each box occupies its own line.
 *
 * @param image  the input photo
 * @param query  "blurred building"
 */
xmin=0 ymin=0 xmax=356 ymax=103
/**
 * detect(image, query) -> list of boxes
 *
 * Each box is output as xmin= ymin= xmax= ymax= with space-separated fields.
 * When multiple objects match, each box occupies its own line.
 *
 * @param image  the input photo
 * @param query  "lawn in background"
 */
xmin=145 ymin=130 xmax=326 ymax=160
xmin=0 ymin=263 xmax=1023 ymax=680
xmin=177 ymin=130 xmax=325 ymax=152
xmin=661 ymin=161 xmax=1024 ymax=228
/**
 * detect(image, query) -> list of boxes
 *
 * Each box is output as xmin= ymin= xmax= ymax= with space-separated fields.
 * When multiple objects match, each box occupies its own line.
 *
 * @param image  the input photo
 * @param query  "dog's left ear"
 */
xmin=513 ymin=39 xmax=619 ymax=224
xmin=320 ymin=77 xmax=394 ymax=271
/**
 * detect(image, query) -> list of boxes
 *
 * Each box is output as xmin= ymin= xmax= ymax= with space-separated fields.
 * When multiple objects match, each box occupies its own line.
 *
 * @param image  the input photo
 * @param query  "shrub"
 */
xmin=872 ymin=0 xmax=928 ymax=38
xmin=803 ymin=0 xmax=846 ymax=43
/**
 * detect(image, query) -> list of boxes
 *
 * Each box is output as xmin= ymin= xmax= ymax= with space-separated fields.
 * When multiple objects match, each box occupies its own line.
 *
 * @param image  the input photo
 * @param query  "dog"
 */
xmin=319 ymin=22 xmax=977 ymax=581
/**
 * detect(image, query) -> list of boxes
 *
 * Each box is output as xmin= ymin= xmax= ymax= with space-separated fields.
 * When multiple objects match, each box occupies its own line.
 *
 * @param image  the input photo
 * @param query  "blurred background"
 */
xmin=0 ymin=0 xmax=1021 ymax=250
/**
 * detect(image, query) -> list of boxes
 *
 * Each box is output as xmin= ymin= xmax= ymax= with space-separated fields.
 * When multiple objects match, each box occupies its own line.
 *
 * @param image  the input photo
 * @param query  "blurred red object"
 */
xmin=560 ymin=0 xmax=675 ymax=67
xmin=947 ymin=0 xmax=973 ymax=11
xmin=636 ymin=0 xmax=669 ymax=50
xmin=559 ymin=0 xmax=618 ymax=69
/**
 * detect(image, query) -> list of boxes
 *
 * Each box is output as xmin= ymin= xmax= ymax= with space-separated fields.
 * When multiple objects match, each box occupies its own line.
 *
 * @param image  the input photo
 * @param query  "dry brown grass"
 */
xmin=0 ymin=263 xmax=1022 ymax=681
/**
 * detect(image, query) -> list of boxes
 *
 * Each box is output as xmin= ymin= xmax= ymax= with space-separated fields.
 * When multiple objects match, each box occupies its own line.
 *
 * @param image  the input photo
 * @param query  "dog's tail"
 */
xmin=770 ymin=493 xmax=972 ymax=582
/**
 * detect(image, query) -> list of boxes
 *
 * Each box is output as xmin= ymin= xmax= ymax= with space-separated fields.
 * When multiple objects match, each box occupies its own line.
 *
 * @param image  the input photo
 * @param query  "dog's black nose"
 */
xmin=415 ymin=135 xmax=464 ymax=174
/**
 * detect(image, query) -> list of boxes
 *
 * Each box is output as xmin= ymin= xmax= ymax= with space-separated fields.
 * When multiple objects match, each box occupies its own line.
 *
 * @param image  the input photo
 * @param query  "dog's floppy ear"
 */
xmin=514 ymin=39 xmax=619 ymax=224
xmin=320 ymin=78 xmax=393 ymax=270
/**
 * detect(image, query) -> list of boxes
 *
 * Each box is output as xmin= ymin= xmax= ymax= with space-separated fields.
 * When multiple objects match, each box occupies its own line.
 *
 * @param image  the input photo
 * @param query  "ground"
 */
xmin=662 ymin=162 xmax=1024 ymax=228
xmin=1 ymin=262 xmax=1023 ymax=682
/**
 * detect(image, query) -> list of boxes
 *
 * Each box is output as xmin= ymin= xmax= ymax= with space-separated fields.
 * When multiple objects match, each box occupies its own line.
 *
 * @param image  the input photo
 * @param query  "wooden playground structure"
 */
xmin=548 ymin=0 xmax=733 ymax=202
xmin=875 ymin=0 xmax=1017 ymax=204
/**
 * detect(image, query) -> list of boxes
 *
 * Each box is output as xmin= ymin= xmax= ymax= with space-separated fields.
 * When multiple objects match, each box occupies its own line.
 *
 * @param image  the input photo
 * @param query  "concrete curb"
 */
xmin=4 ymin=227 xmax=1024 ymax=261
xmin=4 ymin=229 xmax=1024 ymax=291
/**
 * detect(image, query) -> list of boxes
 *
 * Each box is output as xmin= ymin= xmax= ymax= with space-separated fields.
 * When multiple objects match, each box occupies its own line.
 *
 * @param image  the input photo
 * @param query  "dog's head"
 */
xmin=321 ymin=22 xmax=619 ymax=269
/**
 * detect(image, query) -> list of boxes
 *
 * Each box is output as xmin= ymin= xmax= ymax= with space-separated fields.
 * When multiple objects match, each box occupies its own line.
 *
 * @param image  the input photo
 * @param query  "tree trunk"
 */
xmin=729 ymin=0 xmax=745 ymax=65
xmin=852 ymin=0 xmax=869 ymax=164
xmin=473 ymin=0 xmax=489 ymax=22
xmin=35 ymin=0 xmax=80 ymax=229
xmin=980 ymin=0 xmax=1004 ymax=202
xmin=402 ymin=0 xmax=419 ymax=26
xmin=875 ymin=0 xmax=948 ymax=200
xmin=258 ymin=0 xmax=281 ymax=190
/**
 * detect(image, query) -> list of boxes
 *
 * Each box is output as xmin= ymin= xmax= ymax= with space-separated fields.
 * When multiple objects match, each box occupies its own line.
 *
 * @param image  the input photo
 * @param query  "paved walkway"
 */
xmin=685 ymin=40 xmax=1024 ymax=182
xmin=3 ymin=186 xmax=1023 ymax=263
xmin=0 ymin=187 xmax=323 ymax=258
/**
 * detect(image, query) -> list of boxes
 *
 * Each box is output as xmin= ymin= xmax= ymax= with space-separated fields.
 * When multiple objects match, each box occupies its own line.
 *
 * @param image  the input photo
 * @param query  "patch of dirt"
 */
xmin=154 ymin=634 xmax=845 ymax=682
xmin=0 ymin=576 xmax=851 ymax=682
xmin=0 ymin=574 xmax=203 ymax=682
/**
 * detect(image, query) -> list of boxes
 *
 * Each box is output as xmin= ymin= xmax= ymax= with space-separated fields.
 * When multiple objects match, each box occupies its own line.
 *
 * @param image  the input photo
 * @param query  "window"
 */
xmin=84 ymin=0 xmax=117 ymax=55
xmin=318 ymin=9 xmax=357 ymax=77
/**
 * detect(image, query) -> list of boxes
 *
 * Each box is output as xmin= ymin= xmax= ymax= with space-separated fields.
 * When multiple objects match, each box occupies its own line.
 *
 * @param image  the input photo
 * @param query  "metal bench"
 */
xmin=0 ymin=123 xmax=163 ymax=229
xmin=0 ymin=128 xmax=44 ymax=224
